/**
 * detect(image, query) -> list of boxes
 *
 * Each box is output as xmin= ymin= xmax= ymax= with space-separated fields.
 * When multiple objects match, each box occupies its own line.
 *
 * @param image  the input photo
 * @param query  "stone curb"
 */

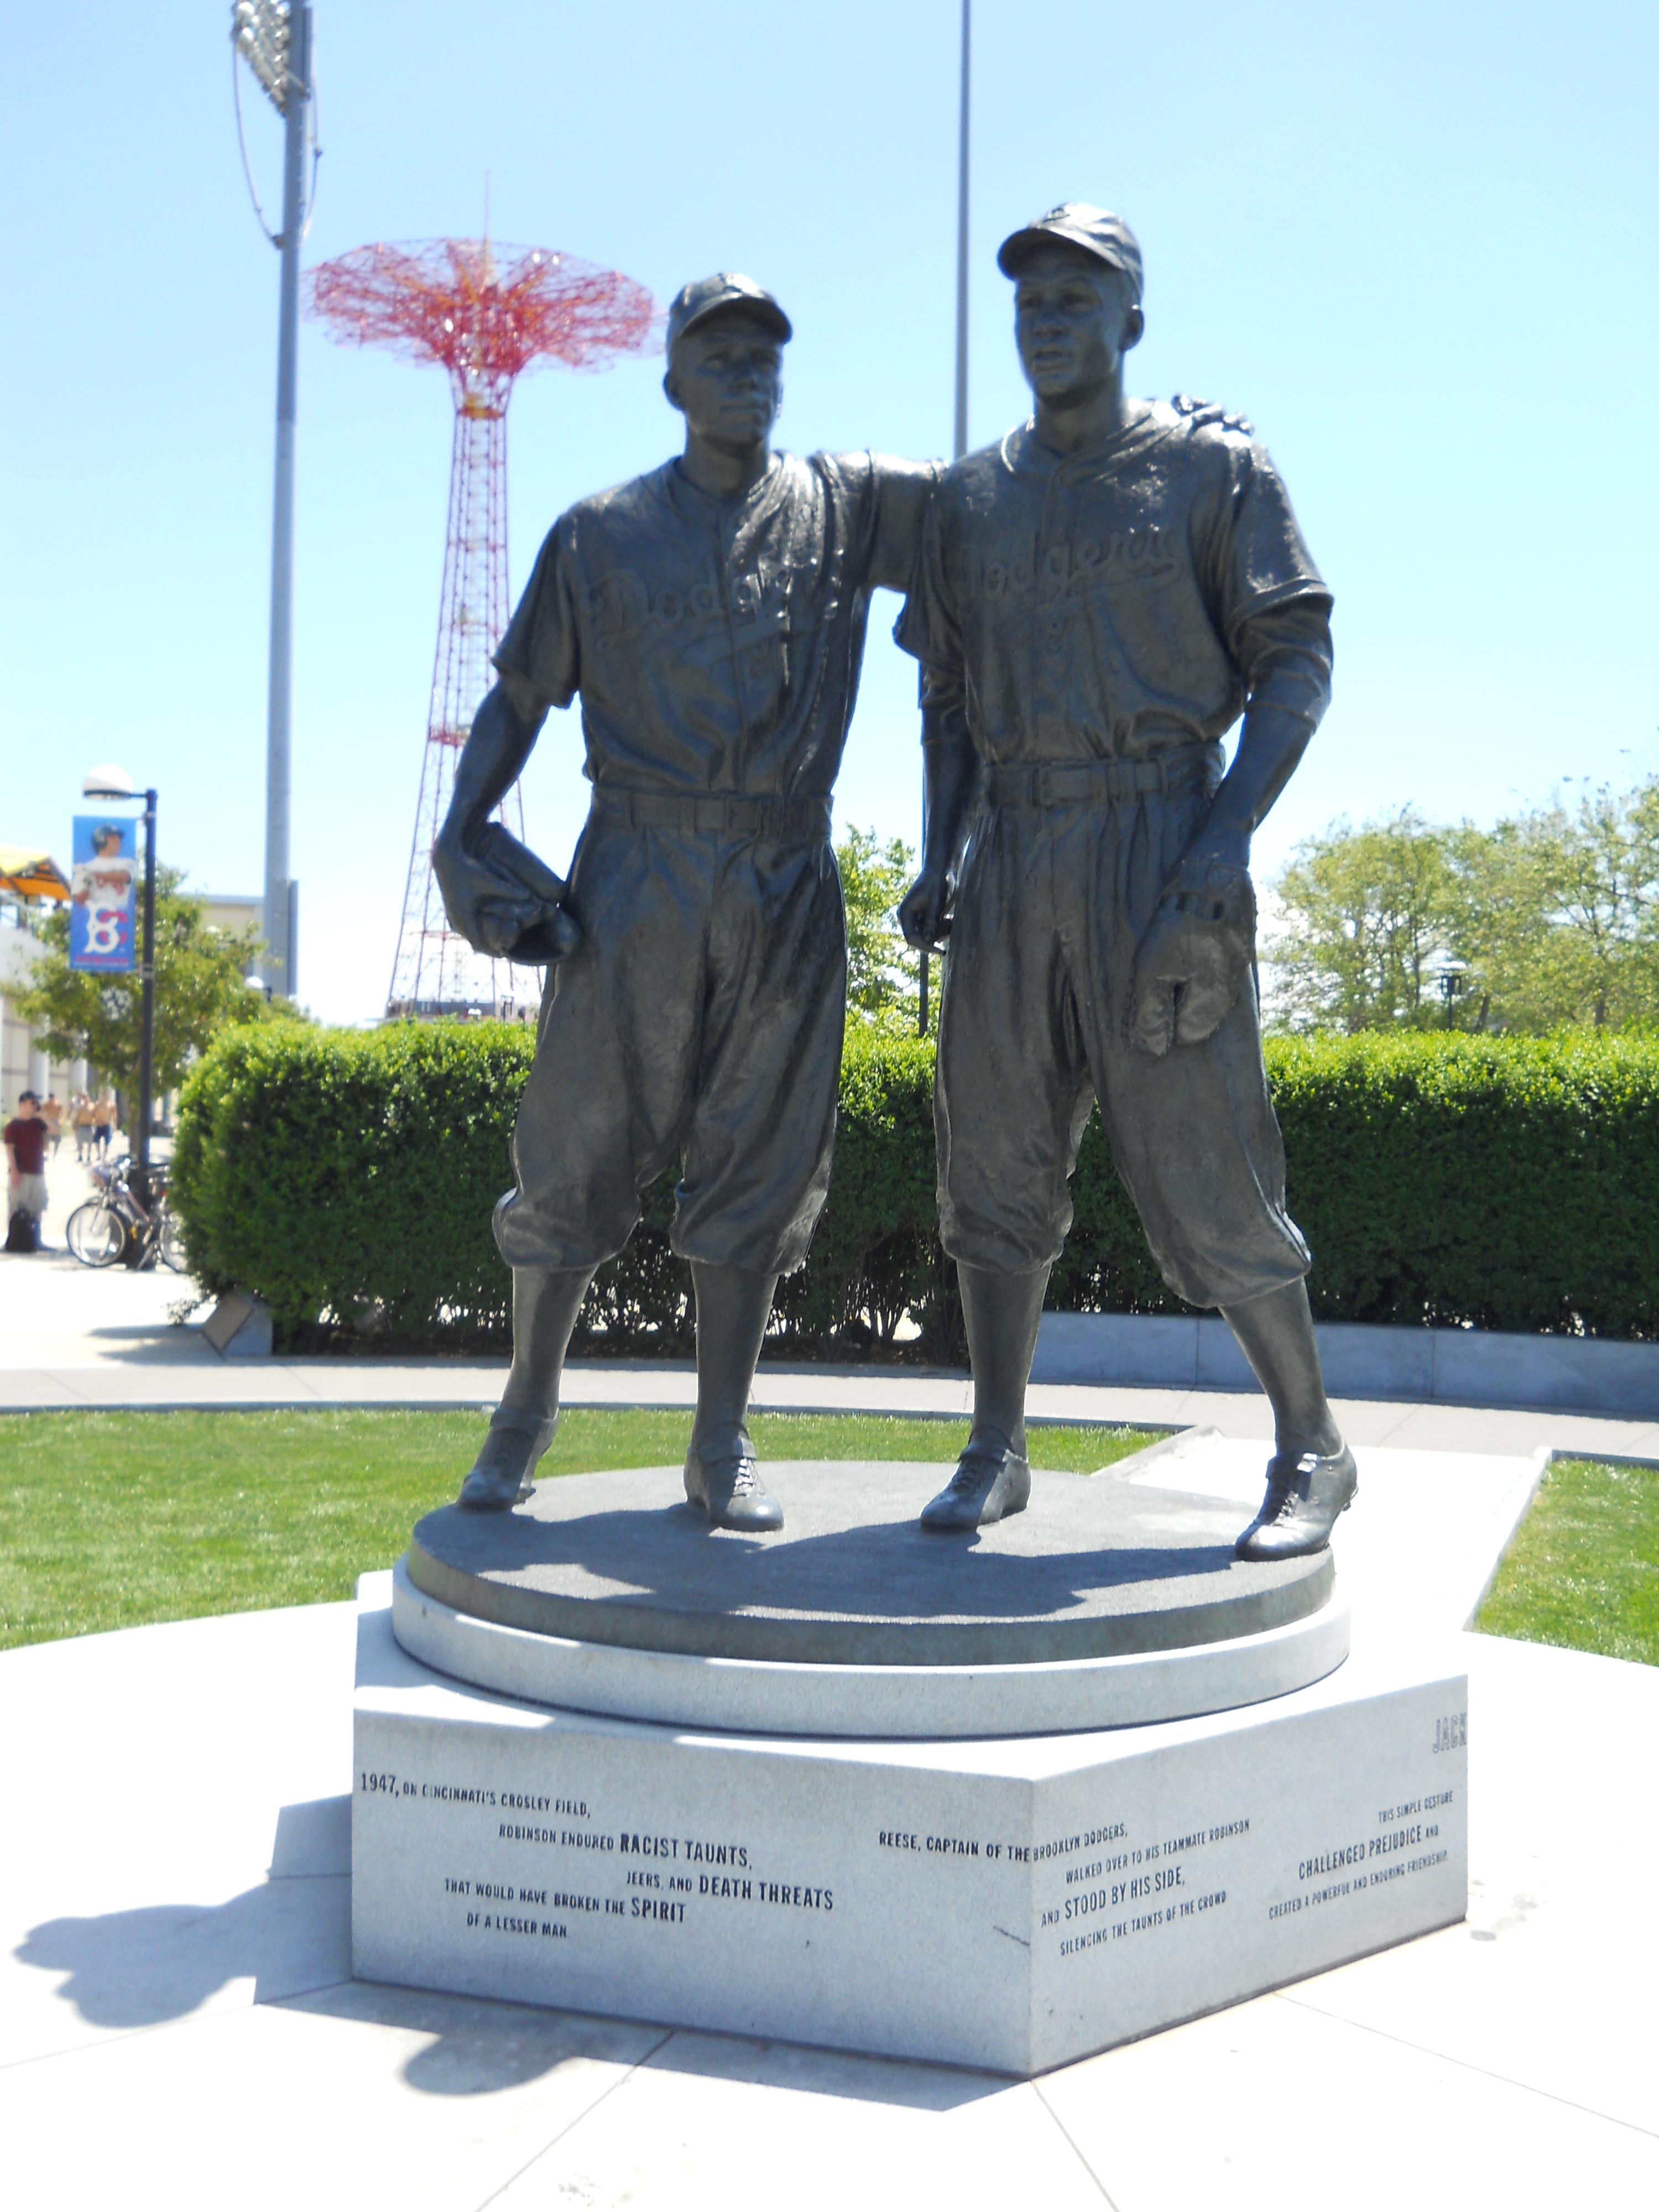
xmin=1034 ymin=1312 xmax=1659 ymax=1419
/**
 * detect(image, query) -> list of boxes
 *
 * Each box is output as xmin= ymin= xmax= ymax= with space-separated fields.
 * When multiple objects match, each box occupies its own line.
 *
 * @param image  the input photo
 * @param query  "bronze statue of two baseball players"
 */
xmin=436 ymin=208 xmax=1355 ymax=1565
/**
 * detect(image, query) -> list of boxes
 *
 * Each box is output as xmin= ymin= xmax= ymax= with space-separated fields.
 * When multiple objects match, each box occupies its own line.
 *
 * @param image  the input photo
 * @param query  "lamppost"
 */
xmin=82 ymin=767 xmax=158 ymax=1199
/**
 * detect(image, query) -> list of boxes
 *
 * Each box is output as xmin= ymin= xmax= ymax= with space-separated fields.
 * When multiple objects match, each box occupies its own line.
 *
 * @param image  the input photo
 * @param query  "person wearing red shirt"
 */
xmin=4 ymin=1092 xmax=50 ymax=1245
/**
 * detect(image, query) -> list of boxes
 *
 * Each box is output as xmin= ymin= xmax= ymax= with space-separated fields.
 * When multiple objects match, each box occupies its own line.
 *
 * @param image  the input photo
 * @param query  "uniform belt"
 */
xmin=985 ymin=752 xmax=1213 ymax=808
xmin=594 ymin=788 xmax=832 ymax=840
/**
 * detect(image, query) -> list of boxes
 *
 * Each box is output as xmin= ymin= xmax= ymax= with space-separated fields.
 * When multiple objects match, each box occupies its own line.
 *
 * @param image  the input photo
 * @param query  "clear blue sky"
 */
xmin=3 ymin=1 xmax=1654 ymax=1022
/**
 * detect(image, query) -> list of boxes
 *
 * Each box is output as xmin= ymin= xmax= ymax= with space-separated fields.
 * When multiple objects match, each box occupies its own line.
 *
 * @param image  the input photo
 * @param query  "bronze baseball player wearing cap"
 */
xmin=434 ymin=274 xmax=937 ymax=1527
xmin=898 ymin=205 xmax=1357 ymax=1561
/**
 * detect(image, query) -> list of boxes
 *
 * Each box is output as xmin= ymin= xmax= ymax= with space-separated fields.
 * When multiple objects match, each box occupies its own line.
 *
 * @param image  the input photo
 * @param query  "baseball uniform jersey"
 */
xmin=492 ymin=448 xmax=938 ymax=1275
xmin=897 ymin=403 xmax=1332 ymax=1303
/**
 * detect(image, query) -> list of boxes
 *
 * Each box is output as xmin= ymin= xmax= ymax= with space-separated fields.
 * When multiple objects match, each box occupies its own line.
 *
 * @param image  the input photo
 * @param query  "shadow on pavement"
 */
xmin=277 ymin=1979 xmax=1004 ymax=2107
xmin=14 ymin=1797 xmax=352 ymax=2028
xmin=15 ymin=1794 xmax=1001 ymax=2105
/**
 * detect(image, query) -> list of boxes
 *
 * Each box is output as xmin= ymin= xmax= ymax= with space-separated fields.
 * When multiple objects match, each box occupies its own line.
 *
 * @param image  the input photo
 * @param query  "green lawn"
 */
xmin=0 ymin=1407 xmax=1157 ymax=1651
xmin=1476 ymin=1456 xmax=1659 ymax=1667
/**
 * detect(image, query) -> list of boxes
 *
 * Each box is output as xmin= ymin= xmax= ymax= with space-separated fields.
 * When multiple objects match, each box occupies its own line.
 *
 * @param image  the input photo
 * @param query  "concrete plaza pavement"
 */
xmin=3 ymin=1165 xmax=1657 ymax=2204
xmin=2 ymin=1434 xmax=1655 ymax=2209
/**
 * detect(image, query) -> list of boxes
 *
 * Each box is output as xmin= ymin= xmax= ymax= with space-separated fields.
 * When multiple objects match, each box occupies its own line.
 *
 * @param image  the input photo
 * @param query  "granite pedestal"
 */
xmin=397 ymin=1461 xmax=1347 ymax=1735
xmin=355 ymin=1462 xmax=1467 ymax=2075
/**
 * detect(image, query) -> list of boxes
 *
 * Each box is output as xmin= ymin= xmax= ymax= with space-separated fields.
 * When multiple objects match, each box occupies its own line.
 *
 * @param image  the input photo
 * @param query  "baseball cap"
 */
xmin=666 ymin=273 xmax=792 ymax=354
xmin=997 ymin=205 xmax=1144 ymax=301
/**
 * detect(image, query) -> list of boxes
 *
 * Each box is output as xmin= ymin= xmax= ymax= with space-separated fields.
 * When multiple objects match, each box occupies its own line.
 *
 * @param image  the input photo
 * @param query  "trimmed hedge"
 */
xmin=170 ymin=1022 xmax=533 ymax=1348
xmin=171 ymin=1022 xmax=951 ymax=1357
xmin=1057 ymin=1034 xmax=1659 ymax=1338
xmin=173 ymin=1024 xmax=1659 ymax=1352
xmin=1279 ymin=1034 xmax=1659 ymax=1337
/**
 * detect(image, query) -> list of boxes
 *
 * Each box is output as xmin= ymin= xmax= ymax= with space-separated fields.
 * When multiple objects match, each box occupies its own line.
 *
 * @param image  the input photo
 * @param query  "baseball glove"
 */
xmin=1129 ymin=859 xmax=1256 ymax=1056
xmin=457 ymin=822 xmax=582 ymax=966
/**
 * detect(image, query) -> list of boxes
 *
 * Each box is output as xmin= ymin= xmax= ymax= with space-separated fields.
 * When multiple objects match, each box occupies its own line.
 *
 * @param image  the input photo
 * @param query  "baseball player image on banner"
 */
xmin=898 ymin=204 xmax=1357 ymax=1563
xmin=69 ymin=816 xmax=138 ymax=973
xmin=432 ymin=272 xmax=938 ymax=1527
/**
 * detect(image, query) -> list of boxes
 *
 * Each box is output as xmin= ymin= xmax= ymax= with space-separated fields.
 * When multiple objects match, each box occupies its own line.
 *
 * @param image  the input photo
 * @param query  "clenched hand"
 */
xmin=899 ymin=867 xmax=953 ymax=953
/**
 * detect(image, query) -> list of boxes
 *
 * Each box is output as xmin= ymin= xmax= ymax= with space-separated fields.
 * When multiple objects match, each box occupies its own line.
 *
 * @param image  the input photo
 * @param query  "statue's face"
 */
xmin=1013 ymin=243 xmax=1142 ymax=407
xmin=666 ymin=311 xmax=783 ymax=447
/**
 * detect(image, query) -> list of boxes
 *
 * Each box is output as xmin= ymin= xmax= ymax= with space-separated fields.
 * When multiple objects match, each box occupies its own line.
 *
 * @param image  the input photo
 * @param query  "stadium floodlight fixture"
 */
xmin=232 ymin=0 xmax=293 ymax=113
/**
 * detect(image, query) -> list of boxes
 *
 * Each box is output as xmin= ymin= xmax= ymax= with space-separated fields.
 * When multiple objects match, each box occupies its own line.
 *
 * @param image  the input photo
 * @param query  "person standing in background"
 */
xmin=4 ymin=1093 xmax=50 ymax=1250
xmin=92 ymin=1092 xmax=117 ymax=1157
xmin=72 ymin=1092 xmax=96 ymax=1164
xmin=41 ymin=1094 xmax=63 ymax=1158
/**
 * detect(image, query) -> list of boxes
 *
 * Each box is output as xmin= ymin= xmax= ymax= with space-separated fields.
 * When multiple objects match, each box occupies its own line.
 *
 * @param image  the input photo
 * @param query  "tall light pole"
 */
xmin=922 ymin=0 xmax=971 ymax=1038
xmin=953 ymin=0 xmax=971 ymax=465
xmin=232 ymin=1 xmax=315 ymax=1002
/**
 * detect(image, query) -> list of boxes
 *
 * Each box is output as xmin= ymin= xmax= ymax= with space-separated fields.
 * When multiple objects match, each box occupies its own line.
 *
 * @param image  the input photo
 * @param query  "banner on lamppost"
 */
xmin=69 ymin=814 xmax=138 ymax=972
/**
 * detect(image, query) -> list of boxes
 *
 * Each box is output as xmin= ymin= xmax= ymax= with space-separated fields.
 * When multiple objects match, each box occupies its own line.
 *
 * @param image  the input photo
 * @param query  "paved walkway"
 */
xmin=6 ymin=1237 xmax=1659 ymax=1464
xmin=13 ymin=1135 xmax=1659 ymax=1452
xmin=9 ymin=1159 xmax=1659 ymax=1469
xmin=2 ymin=1426 xmax=1654 ymax=2208
xmin=9 ymin=1146 xmax=1659 ymax=1460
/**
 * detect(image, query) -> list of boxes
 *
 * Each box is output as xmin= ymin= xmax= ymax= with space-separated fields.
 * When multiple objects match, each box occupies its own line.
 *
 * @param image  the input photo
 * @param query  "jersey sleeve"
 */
xmin=893 ymin=487 xmax=966 ymax=714
xmin=865 ymin=455 xmax=945 ymax=592
xmin=816 ymin=452 xmax=945 ymax=596
xmin=1234 ymin=598 xmax=1333 ymax=733
xmin=1202 ymin=442 xmax=1331 ymax=659
xmin=492 ymin=517 xmax=581 ymax=707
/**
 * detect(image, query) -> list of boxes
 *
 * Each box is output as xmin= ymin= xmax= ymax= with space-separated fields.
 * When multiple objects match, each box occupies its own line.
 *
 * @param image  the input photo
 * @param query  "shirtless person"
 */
xmin=435 ymin=274 xmax=937 ymax=1527
xmin=899 ymin=205 xmax=1356 ymax=1562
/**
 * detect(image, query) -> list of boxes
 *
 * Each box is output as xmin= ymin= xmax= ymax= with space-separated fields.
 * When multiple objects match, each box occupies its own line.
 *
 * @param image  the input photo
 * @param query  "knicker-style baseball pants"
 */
xmin=936 ymin=758 xmax=1311 ymax=1307
xmin=495 ymin=790 xmax=846 ymax=1279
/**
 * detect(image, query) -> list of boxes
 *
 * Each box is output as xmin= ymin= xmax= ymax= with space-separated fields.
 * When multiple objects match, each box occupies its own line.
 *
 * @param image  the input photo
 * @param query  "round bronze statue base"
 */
xmin=395 ymin=1460 xmax=1348 ymax=1739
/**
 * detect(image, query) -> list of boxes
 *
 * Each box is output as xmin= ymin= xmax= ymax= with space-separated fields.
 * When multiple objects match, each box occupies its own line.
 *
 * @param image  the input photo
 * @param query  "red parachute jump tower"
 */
xmin=307 ymin=238 xmax=655 ymax=1018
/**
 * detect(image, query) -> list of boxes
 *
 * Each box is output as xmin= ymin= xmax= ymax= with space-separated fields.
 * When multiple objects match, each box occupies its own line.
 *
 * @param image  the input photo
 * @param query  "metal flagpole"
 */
xmin=262 ymin=3 xmax=312 ymax=1001
xmin=233 ymin=0 xmax=315 ymax=1001
xmin=921 ymin=0 xmax=970 ymax=1038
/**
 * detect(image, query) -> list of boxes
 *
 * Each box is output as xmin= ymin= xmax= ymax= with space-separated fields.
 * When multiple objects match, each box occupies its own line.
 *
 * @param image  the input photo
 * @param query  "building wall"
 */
xmin=1 ymin=920 xmax=90 ymax=1115
xmin=202 ymin=894 xmax=265 ymax=983
xmin=0 ymin=924 xmax=84 ymax=1119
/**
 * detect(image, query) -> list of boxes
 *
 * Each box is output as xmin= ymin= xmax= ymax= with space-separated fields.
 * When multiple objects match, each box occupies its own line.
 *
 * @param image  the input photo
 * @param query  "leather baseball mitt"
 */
xmin=461 ymin=822 xmax=581 ymax=966
xmin=1129 ymin=859 xmax=1256 ymax=1056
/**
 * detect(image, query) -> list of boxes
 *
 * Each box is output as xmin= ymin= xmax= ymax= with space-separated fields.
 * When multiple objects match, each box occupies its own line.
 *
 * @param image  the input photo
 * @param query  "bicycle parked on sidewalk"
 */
xmin=65 ymin=1154 xmax=185 ymax=1272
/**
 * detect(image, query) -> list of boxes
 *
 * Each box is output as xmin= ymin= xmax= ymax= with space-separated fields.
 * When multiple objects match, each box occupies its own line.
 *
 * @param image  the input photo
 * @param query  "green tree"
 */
xmin=12 ymin=870 xmax=295 ymax=1094
xmin=1264 ymin=778 xmax=1659 ymax=1036
xmin=836 ymin=825 xmax=925 ymax=1030
xmin=1462 ymin=782 xmax=1659 ymax=1030
xmin=1265 ymin=807 xmax=1467 ymax=1032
